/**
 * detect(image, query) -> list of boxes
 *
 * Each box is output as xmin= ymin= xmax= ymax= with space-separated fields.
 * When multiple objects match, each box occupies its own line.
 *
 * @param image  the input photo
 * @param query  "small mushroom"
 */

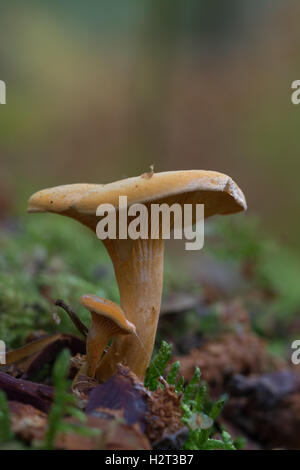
xmin=28 ymin=170 xmax=246 ymax=379
xmin=80 ymin=294 xmax=136 ymax=378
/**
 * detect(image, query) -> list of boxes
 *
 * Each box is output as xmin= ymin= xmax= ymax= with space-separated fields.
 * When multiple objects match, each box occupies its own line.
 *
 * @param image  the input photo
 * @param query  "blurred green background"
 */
xmin=0 ymin=0 xmax=299 ymax=246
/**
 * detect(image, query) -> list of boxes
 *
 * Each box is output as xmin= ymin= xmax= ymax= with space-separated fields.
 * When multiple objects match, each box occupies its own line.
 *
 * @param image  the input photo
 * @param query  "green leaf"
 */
xmin=144 ymin=340 xmax=172 ymax=391
xmin=182 ymin=367 xmax=201 ymax=404
xmin=166 ymin=360 xmax=180 ymax=385
xmin=209 ymin=396 xmax=226 ymax=420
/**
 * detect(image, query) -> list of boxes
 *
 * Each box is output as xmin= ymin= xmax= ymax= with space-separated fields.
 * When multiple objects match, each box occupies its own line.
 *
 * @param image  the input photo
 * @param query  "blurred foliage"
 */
xmin=211 ymin=216 xmax=300 ymax=327
xmin=1 ymin=0 xmax=298 ymax=247
xmin=202 ymin=216 xmax=300 ymax=359
xmin=42 ymin=349 xmax=99 ymax=450
xmin=0 ymin=216 xmax=118 ymax=347
xmin=0 ymin=391 xmax=13 ymax=444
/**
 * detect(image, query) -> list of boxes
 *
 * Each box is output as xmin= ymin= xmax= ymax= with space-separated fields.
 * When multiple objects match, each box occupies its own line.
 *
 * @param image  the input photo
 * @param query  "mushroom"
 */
xmin=80 ymin=294 xmax=136 ymax=378
xmin=28 ymin=170 xmax=246 ymax=379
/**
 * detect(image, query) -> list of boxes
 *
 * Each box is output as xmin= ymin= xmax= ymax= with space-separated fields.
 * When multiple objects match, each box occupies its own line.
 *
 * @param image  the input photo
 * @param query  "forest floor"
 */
xmin=0 ymin=214 xmax=300 ymax=450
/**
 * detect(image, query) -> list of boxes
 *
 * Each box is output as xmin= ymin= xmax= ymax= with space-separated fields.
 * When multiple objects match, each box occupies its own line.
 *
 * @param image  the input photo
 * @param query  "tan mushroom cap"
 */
xmin=77 ymin=170 xmax=246 ymax=216
xmin=80 ymin=294 xmax=135 ymax=334
xmin=28 ymin=183 xmax=100 ymax=213
xmin=28 ymin=183 xmax=101 ymax=229
xmin=27 ymin=171 xmax=246 ymax=231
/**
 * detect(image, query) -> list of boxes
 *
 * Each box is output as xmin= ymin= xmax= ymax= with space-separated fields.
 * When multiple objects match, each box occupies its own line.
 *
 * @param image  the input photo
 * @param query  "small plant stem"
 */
xmin=55 ymin=299 xmax=88 ymax=337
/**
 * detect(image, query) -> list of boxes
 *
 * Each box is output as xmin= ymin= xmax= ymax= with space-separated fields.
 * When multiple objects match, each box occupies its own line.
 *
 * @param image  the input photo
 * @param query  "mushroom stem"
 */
xmin=86 ymin=311 xmax=120 ymax=378
xmin=96 ymin=238 xmax=164 ymax=380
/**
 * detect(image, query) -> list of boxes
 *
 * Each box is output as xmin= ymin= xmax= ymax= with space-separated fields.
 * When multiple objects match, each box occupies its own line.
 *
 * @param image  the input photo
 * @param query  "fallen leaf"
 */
xmin=9 ymin=401 xmax=47 ymax=443
xmin=57 ymin=415 xmax=151 ymax=450
xmin=86 ymin=365 xmax=148 ymax=432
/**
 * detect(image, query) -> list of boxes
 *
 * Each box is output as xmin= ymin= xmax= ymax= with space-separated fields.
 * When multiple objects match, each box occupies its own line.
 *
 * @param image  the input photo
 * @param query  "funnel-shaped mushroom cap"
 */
xmin=27 ymin=171 xmax=246 ymax=231
xmin=80 ymin=294 xmax=135 ymax=335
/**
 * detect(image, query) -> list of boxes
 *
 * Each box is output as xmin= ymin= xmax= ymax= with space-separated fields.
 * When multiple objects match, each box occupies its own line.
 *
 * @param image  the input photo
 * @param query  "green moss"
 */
xmin=0 ymin=216 xmax=118 ymax=347
xmin=145 ymin=341 xmax=243 ymax=450
xmin=144 ymin=340 xmax=172 ymax=391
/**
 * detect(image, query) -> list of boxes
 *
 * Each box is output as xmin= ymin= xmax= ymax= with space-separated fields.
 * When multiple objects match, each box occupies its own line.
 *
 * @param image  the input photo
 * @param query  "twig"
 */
xmin=158 ymin=375 xmax=169 ymax=389
xmin=55 ymin=299 xmax=89 ymax=338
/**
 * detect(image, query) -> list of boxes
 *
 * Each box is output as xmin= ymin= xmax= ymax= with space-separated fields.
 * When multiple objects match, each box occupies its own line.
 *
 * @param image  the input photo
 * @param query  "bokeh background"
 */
xmin=0 ymin=0 xmax=300 ymax=247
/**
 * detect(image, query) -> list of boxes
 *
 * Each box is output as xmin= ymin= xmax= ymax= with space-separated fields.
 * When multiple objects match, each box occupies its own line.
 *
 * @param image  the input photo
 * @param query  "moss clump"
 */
xmin=145 ymin=341 xmax=244 ymax=450
xmin=0 ymin=216 xmax=118 ymax=347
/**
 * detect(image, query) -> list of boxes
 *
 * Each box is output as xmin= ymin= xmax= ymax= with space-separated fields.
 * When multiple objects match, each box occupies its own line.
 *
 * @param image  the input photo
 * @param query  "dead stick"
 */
xmin=55 ymin=299 xmax=89 ymax=337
